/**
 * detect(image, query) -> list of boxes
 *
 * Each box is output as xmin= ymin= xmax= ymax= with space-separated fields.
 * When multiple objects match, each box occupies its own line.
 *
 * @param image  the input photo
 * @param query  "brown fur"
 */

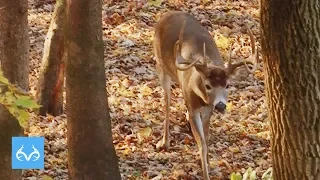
xmin=153 ymin=11 xmax=257 ymax=180
xmin=207 ymin=67 xmax=227 ymax=87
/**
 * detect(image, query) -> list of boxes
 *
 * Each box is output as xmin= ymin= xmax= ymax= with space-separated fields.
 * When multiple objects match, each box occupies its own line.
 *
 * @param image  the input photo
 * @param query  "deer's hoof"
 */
xmin=156 ymin=139 xmax=169 ymax=151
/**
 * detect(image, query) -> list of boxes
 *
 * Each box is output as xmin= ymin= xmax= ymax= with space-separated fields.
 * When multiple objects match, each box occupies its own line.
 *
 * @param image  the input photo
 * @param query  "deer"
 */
xmin=153 ymin=11 xmax=258 ymax=179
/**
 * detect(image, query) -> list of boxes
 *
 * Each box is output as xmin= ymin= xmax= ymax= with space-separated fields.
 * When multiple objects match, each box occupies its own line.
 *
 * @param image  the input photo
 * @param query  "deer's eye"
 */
xmin=226 ymin=84 xmax=230 ymax=88
xmin=205 ymin=84 xmax=211 ymax=90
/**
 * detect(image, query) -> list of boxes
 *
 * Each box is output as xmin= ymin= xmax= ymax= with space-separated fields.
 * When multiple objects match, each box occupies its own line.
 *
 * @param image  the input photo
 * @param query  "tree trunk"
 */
xmin=261 ymin=0 xmax=320 ymax=179
xmin=65 ymin=0 xmax=121 ymax=179
xmin=37 ymin=0 xmax=65 ymax=116
xmin=0 ymin=105 xmax=23 ymax=180
xmin=0 ymin=0 xmax=29 ymax=179
xmin=0 ymin=0 xmax=29 ymax=90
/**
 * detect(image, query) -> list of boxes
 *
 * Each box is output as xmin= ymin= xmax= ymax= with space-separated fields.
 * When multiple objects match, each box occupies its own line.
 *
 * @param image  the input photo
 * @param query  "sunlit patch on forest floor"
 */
xmin=24 ymin=0 xmax=271 ymax=179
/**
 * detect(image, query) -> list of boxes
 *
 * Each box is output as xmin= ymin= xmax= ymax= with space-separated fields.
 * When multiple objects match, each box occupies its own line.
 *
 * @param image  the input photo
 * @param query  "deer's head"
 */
xmin=174 ymin=21 xmax=258 ymax=113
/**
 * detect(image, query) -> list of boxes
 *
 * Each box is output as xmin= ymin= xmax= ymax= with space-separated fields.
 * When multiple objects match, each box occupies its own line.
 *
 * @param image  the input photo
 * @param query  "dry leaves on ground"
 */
xmin=24 ymin=0 xmax=270 ymax=179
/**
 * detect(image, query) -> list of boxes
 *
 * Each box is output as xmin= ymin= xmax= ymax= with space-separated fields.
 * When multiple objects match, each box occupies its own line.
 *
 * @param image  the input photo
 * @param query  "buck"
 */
xmin=153 ymin=11 xmax=258 ymax=179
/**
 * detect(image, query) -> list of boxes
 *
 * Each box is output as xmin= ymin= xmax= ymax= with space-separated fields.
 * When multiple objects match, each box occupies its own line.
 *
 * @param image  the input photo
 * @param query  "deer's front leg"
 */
xmin=201 ymin=105 xmax=213 ymax=163
xmin=189 ymin=109 xmax=210 ymax=180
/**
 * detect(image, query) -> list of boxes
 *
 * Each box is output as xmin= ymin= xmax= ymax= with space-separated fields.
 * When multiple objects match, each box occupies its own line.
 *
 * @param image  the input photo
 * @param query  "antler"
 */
xmin=175 ymin=20 xmax=203 ymax=71
xmin=226 ymin=26 xmax=259 ymax=75
xmin=192 ymin=42 xmax=209 ymax=73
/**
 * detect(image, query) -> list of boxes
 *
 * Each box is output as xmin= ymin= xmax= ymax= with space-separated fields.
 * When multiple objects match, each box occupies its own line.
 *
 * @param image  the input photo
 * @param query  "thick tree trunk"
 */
xmin=37 ymin=0 xmax=65 ymax=116
xmin=0 ymin=105 xmax=23 ymax=180
xmin=65 ymin=0 xmax=121 ymax=179
xmin=0 ymin=0 xmax=29 ymax=90
xmin=261 ymin=0 xmax=320 ymax=179
xmin=0 ymin=0 xmax=29 ymax=179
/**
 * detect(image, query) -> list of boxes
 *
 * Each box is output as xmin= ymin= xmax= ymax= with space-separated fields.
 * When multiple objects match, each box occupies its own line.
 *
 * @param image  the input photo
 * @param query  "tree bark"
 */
xmin=0 ymin=0 xmax=29 ymax=90
xmin=0 ymin=105 xmax=23 ymax=180
xmin=0 ymin=0 xmax=29 ymax=179
xmin=65 ymin=0 xmax=121 ymax=179
xmin=261 ymin=0 xmax=320 ymax=179
xmin=37 ymin=0 xmax=65 ymax=116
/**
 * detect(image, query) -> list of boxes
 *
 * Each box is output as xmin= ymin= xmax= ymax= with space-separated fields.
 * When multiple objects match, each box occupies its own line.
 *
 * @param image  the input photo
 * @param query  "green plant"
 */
xmin=230 ymin=172 xmax=243 ymax=180
xmin=0 ymin=69 xmax=41 ymax=127
xmin=261 ymin=168 xmax=273 ymax=180
xmin=230 ymin=167 xmax=273 ymax=180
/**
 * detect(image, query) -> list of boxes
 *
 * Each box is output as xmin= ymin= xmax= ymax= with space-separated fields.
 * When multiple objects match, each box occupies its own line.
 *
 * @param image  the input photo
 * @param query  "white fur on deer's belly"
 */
xmin=213 ymin=86 xmax=227 ymax=106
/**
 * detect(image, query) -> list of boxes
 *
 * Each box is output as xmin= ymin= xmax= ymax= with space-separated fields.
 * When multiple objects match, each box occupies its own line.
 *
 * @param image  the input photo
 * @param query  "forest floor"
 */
xmin=24 ymin=0 xmax=271 ymax=179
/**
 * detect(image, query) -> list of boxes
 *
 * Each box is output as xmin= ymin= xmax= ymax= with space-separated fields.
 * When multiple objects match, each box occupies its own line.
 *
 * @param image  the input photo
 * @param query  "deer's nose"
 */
xmin=214 ymin=102 xmax=226 ymax=113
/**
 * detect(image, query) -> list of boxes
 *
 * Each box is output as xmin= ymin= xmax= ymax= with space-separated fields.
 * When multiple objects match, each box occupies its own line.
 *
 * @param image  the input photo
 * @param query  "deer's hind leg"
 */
xmin=156 ymin=64 xmax=172 ymax=150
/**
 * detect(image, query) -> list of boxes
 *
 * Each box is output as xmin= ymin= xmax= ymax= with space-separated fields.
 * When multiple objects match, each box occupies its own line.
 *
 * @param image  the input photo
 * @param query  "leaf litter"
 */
xmin=24 ymin=0 xmax=271 ymax=179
